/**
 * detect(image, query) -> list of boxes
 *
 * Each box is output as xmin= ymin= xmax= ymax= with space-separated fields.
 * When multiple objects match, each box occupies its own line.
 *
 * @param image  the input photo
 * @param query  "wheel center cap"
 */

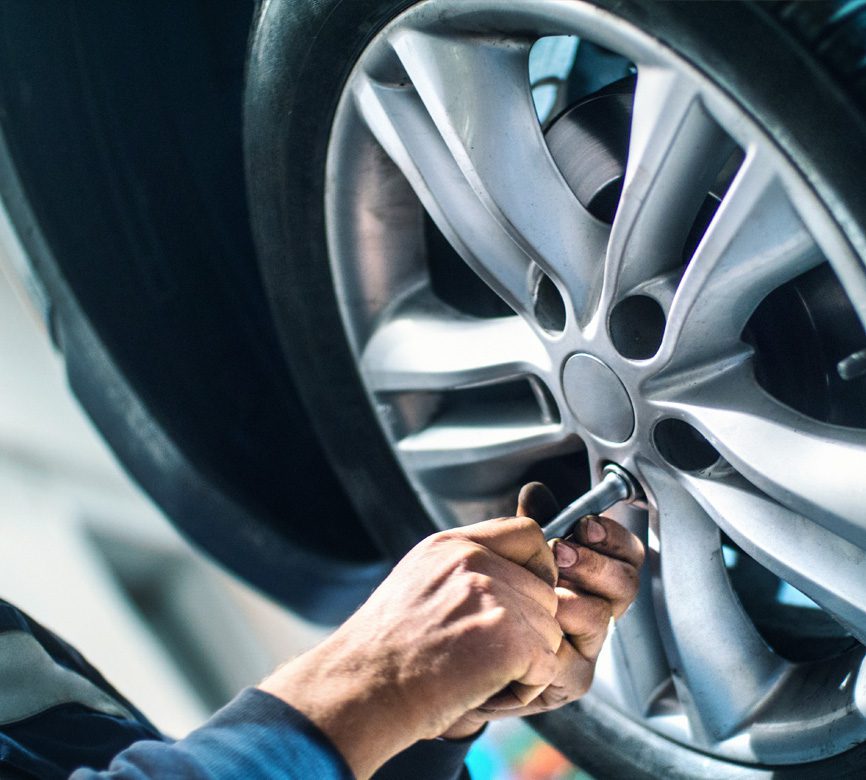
xmin=562 ymin=353 xmax=635 ymax=443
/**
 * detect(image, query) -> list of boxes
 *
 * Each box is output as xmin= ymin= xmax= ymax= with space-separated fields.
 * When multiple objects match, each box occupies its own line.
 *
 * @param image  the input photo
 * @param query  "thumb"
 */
xmin=517 ymin=482 xmax=560 ymax=525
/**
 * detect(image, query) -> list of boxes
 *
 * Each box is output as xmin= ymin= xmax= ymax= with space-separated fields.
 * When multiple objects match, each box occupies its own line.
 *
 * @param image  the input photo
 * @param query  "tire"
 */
xmin=246 ymin=0 xmax=866 ymax=776
xmin=0 ymin=1 xmax=387 ymax=624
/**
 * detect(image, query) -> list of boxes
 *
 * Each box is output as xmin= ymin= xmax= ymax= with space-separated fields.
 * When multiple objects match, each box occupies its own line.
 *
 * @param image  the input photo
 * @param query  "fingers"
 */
xmin=452 ymin=516 xmax=557 ymax=587
xmin=480 ymin=587 xmax=606 ymax=712
xmin=554 ymin=540 xmax=639 ymax=618
xmin=478 ymin=687 xmax=525 ymax=712
xmin=509 ymin=642 xmax=560 ymax=703
xmin=423 ymin=521 xmax=563 ymax=710
xmin=554 ymin=586 xmax=611 ymax=660
xmin=488 ymin=580 xmax=563 ymax=702
xmin=480 ymin=631 xmax=595 ymax=715
xmin=500 ymin=580 xmax=563 ymax=655
xmin=546 ymin=636 xmax=595 ymax=702
xmin=492 ymin=586 xmax=612 ymax=714
xmin=505 ymin=681 xmax=548 ymax=708
xmin=516 ymin=482 xmax=560 ymax=525
xmin=571 ymin=514 xmax=645 ymax=569
xmin=479 ymin=547 xmax=558 ymax=617
xmin=480 ymin=609 xmax=560 ymax=709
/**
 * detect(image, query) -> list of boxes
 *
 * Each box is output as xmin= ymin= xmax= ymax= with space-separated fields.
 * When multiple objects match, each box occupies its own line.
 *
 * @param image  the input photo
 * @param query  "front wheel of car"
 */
xmin=245 ymin=1 xmax=866 ymax=776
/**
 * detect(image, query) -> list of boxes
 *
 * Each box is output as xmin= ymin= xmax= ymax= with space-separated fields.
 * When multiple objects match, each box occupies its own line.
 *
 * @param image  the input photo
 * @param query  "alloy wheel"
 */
xmin=325 ymin=0 xmax=866 ymax=765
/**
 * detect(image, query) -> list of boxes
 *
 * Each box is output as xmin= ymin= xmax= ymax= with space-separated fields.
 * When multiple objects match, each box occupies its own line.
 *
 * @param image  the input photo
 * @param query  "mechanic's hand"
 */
xmin=259 ymin=511 xmax=562 ymax=778
xmin=439 ymin=482 xmax=645 ymax=739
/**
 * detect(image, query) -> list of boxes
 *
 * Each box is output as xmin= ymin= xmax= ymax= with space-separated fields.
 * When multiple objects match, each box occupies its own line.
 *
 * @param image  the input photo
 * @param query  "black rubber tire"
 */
xmin=245 ymin=0 xmax=866 ymax=775
xmin=0 ymin=1 xmax=387 ymax=624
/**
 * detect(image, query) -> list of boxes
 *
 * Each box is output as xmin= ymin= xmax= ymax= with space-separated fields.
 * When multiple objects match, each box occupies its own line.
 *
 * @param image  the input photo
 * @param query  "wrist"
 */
xmin=258 ymin=635 xmax=422 ymax=779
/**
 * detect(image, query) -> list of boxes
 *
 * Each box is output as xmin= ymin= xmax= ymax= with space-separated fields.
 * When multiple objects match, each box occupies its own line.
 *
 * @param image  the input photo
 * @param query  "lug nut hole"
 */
xmin=654 ymin=418 xmax=721 ymax=472
xmin=609 ymin=295 xmax=666 ymax=359
xmin=533 ymin=271 xmax=567 ymax=333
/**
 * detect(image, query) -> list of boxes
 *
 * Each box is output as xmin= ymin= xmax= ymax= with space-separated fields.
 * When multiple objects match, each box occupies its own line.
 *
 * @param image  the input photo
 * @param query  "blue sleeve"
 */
xmin=0 ymin=601 xmax=477 ymax=779
xmin=70 ymin=688 xmax=354 ymax=780
xmin=71 ymin=688 xmax=477 ymax=780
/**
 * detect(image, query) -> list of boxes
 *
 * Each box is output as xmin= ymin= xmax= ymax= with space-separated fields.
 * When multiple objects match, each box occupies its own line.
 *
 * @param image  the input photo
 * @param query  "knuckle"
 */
xmin=533 ymin=538 xmax=555 ymax=562
xmin=570 ymin=629 xmax=604 ymax=662
xmin=412 ymin=535 xmax=440 ymax=559
xmin=428 ymin=528 xmax=459 ymax=547
xmin=601 ymin=557 xmax=632 ymax=591
xmin=568 ymin=598 xmax=611 ymax=634
xmin=423 ymin=531 xmax=469 ymax=561
xmin=453 ymin=542 xmax=489 ymax=572
xmin=516 ymin=515 xmax=545 ymax=543
xmin=609 ymin=556 xmax=629 ymax=580
xmin=410 ymin=533 xmax=455 ymax=566
xmin=574 ymin=627 xmax=607 ymax=662
xmin=537 ymin=647 xmax=560 ymax=679
xmin=512 ymin=513 xmax=534 ymax=529
xmin=581 ymin=550 xmax=604 ymax=576
xmin=558 ymin=673 xmax=586 ymax=702
xmin=464 ymin=570 xmax=495 ymax=594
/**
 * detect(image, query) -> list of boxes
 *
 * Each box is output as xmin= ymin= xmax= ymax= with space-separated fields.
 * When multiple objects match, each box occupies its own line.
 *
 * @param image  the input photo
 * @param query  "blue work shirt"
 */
xmin=0 ymin=600 xmax=475 ymax=779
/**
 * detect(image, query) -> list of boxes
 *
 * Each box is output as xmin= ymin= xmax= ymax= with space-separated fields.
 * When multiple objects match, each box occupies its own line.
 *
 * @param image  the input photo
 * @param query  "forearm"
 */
xmin=257 ymin=631 xmax=429 ymax=779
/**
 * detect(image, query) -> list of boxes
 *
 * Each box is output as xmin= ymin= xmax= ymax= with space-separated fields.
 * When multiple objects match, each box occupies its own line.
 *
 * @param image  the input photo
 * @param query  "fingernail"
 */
xmin=554 ymin=540 xmax=578 ymax=567
xmin=584 ymin=516 xmax=606 ymax=543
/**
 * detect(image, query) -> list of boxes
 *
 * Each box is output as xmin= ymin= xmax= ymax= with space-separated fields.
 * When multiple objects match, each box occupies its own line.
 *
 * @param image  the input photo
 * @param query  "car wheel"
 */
xmin=245 ymin=0 xmax=866 ymax=776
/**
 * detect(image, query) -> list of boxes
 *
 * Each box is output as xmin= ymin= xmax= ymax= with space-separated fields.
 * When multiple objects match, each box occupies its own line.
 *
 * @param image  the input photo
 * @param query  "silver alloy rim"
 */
xmin=324 ymin=0 xmax=866 ymax=765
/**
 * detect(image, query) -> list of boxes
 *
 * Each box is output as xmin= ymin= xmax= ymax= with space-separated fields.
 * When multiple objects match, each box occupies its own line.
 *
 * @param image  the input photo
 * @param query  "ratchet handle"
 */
xmin=541 ymin=464 xmax=638 ymax=541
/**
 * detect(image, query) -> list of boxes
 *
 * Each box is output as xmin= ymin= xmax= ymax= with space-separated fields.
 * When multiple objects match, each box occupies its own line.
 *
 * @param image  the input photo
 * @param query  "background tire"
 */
xmin=0 ymin=1 xmax=387 ymax=624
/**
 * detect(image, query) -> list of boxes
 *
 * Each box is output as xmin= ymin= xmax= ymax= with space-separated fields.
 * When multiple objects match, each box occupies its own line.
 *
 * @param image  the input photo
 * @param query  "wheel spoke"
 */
xmin=396 ymin=414 xmax=573 ymax=479
xmin=642 ymin=462 xmax=788 ymax=742
xmin=601 ymin=66 xmax=735 ymax=310
xmin=388 ymin=29 xmax=607 ymax=318
xmin=655 ymin=150 xmax=822 ymax=373
xmin=603 ymin=503 xmax=672 ymax=716
xmin=659 ymin=364 xmax=866 ymax=548
xmin=680 ymin=471 xmax=866 ymax=644
xmin=360 ymin=291 xmax=550 ymax=393
xmin=354 ymin=76 xmax=537 ymax=316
